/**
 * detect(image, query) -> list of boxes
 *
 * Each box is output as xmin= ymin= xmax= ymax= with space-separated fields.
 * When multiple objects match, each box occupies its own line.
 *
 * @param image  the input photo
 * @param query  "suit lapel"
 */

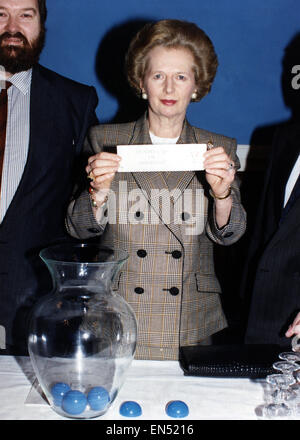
xmin=265 ymin=127 xmax=300 ymax=248
xmin=272 ymin=137 xmax=299 ymax=222
xmin=129 ymin=116 xmax=208 ymax=243
xmin=128 ymin=116 xmax=181 ymax=239
xmin=21 ymin=65 xmax=55 ymax=193
xmin=129 ymin=115 xmax=167 ymax=205
xmin=131 ymin=118 xmax=200 ymax=198
xmin=170 ymin=120 xmax=199 ymax=200
xmin=267 ymin=198 xmax=300 ymax=248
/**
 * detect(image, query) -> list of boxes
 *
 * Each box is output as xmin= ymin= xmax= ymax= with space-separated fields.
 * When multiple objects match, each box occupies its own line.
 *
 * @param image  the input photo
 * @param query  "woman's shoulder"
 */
xmin=88 ymin=121 xmax=137 ymax=146
xmin=189 ymin=123 xmax=236 ymax=147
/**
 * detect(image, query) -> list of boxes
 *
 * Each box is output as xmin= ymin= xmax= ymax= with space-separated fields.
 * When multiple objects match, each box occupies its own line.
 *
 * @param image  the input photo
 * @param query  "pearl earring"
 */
xmin=191 ymin=92 xmax=197 ymax=100
xmin=141 ymin=91 xmax=148 ymax=100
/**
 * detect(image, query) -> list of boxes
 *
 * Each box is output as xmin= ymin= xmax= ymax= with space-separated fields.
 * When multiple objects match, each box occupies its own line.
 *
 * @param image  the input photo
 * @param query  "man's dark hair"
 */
xmin=38 ymin=0 xmax=47 ymax=25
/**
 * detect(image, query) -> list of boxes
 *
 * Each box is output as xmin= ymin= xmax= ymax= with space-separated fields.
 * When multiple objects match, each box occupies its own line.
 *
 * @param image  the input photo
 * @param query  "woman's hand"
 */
xmin=203 ymin=146 xmax=236 ymax=228
xmin=86 ymin=152 xmax=121 ymax=207
xmin=86 ymin=151 xmax=121 ymax=190
xmin=203 ymin=146 xmax=236 ymax=198
xmin=286 ymin=312 xmax=300 ymax=338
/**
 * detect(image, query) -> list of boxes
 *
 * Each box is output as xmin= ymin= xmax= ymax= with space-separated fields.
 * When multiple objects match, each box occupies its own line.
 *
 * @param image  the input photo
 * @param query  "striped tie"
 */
xmin=0 ymin=81 xmax=11 ymax=202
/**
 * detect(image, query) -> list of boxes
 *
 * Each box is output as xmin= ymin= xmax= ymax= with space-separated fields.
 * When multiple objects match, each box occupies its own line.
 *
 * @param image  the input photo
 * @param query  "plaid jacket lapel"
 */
xmin=129 ymin=116 xmax=212 ymax=244
xmin=129 ymin=115 xmax=183 ymax=243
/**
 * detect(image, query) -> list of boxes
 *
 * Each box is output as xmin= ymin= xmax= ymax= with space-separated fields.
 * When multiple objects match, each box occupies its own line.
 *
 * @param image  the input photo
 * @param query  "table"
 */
xmin=0 ymin=355 xmax=298 ymax=421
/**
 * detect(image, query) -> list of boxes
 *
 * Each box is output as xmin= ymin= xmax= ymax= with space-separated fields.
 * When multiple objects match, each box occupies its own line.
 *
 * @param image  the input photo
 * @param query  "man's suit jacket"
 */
xmin=244 ymin=123 xmax=300 ymax=346
xmin=66 ymin=114 xmax=246 ymax=360
xmin=0 ymin=64 xmax=98 ymax=354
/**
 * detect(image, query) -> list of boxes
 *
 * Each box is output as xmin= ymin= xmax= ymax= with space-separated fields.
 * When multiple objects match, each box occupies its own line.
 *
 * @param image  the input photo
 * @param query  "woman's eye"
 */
xmin=153 ymin=73 xmax=162 ymax=79
xmin=177 ymin=74 xmax=186 ymax=80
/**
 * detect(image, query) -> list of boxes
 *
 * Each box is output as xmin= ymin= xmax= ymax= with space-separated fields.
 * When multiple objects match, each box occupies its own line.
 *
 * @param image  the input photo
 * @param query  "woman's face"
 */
xmin=141 ymin=46 xmax=197 ymax=124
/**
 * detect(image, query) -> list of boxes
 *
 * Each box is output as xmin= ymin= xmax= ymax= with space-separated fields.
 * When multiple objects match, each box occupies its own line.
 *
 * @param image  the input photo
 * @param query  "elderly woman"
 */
xmin=66 ymin=19 xmax=246 ymax=361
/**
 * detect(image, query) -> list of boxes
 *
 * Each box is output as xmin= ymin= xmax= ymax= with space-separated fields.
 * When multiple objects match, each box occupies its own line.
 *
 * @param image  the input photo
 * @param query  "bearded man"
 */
xmin=0 ymin=0 xmax=98 ymax=355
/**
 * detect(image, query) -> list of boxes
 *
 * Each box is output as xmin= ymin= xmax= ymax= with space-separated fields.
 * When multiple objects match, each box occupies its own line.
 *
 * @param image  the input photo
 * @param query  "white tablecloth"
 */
xmin=0 ymin=355 xmax=297 ymax=421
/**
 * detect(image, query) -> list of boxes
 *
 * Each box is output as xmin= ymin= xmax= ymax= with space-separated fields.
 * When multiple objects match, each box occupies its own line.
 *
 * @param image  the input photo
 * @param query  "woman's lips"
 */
xmin=161 ymin=99 xmax=177 ymax=106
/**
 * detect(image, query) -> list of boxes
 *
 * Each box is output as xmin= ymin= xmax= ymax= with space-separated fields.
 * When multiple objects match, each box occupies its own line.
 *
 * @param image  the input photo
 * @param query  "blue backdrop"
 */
xmin=40 ymin=0 xmax=300 ymax=145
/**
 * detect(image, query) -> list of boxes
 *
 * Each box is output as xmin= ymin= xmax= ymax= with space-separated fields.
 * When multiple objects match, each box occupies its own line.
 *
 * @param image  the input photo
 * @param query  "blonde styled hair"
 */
xmin=125 ymin=19 xmax=218 ymax=102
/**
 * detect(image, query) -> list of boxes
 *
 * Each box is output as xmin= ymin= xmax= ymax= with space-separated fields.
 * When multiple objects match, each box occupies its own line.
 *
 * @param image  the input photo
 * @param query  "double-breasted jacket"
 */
xmin=66 ymin=114 xmax=246 ymax=360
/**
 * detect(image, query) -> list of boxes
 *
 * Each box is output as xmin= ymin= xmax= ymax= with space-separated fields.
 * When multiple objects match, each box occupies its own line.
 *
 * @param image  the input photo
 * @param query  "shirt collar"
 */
xmin=5 ymin=69 xmax=32 ymax=95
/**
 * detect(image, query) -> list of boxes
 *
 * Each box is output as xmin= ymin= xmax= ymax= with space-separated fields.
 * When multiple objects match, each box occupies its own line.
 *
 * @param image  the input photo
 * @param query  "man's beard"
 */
xmin=0 ymin=27 xmax=45 ymax=74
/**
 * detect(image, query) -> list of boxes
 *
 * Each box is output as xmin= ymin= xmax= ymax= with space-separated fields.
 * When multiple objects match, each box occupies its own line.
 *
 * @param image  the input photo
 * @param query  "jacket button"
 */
xmin=134 ymin=287 xmax=144 ymax=294
xmin=169 ymin=287 xmax=179 ymax=296
xmin=224 ymin=232 xmax=233 ymax=238
xmin=181 ymin=212 xmax=190 ymax=221
xmin=137 ymin=249 xmax=147 ymax=258
xmin=172 ymin=250 xmax=182 ymax=259
xmin=134 ymin=211 xmax=144 ymax=220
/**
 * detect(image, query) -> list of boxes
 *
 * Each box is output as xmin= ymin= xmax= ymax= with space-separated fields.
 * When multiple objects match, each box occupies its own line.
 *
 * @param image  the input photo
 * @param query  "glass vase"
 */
xmin=28 ymin=243 xmax=137 ymax=419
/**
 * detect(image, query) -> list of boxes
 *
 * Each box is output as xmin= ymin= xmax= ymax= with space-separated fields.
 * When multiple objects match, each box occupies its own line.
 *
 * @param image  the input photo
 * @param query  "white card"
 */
xmin=117 ymin=144 xmax=206 ymax=172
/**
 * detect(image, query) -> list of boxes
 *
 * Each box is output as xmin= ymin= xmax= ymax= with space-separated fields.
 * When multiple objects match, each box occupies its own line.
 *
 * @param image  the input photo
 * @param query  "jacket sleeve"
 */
xmin=66 ymin=127 xmax=108 ymax=239
xmin=74 ymin=86 xmax=99 ymax=155
xmin=205 ymin=138 xmax=247 ymax=245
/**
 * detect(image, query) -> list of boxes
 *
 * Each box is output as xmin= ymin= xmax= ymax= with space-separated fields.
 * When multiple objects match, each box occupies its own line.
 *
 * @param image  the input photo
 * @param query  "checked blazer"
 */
xmin=66 ymin=114 xmax=246 ymax=360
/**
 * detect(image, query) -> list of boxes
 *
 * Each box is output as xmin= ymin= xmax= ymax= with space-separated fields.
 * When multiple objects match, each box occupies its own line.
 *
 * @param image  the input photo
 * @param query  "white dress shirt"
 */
xmin=284 ymin=153 xmax=300 ymax=207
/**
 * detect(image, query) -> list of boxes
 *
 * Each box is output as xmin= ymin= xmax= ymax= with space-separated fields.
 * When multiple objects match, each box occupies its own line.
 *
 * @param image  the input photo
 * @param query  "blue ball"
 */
xmin=119 ymin=401 xmax=142 ymax=417
xmin=166 ymin=400 xmax=189 ymax=418
xmin=51 ymin=382 xmax=71 ymax=406
xmin=87 ymin=386 xmax=110 ymax=411
xmin=62 ymin=390 xmax=87 ymax=415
